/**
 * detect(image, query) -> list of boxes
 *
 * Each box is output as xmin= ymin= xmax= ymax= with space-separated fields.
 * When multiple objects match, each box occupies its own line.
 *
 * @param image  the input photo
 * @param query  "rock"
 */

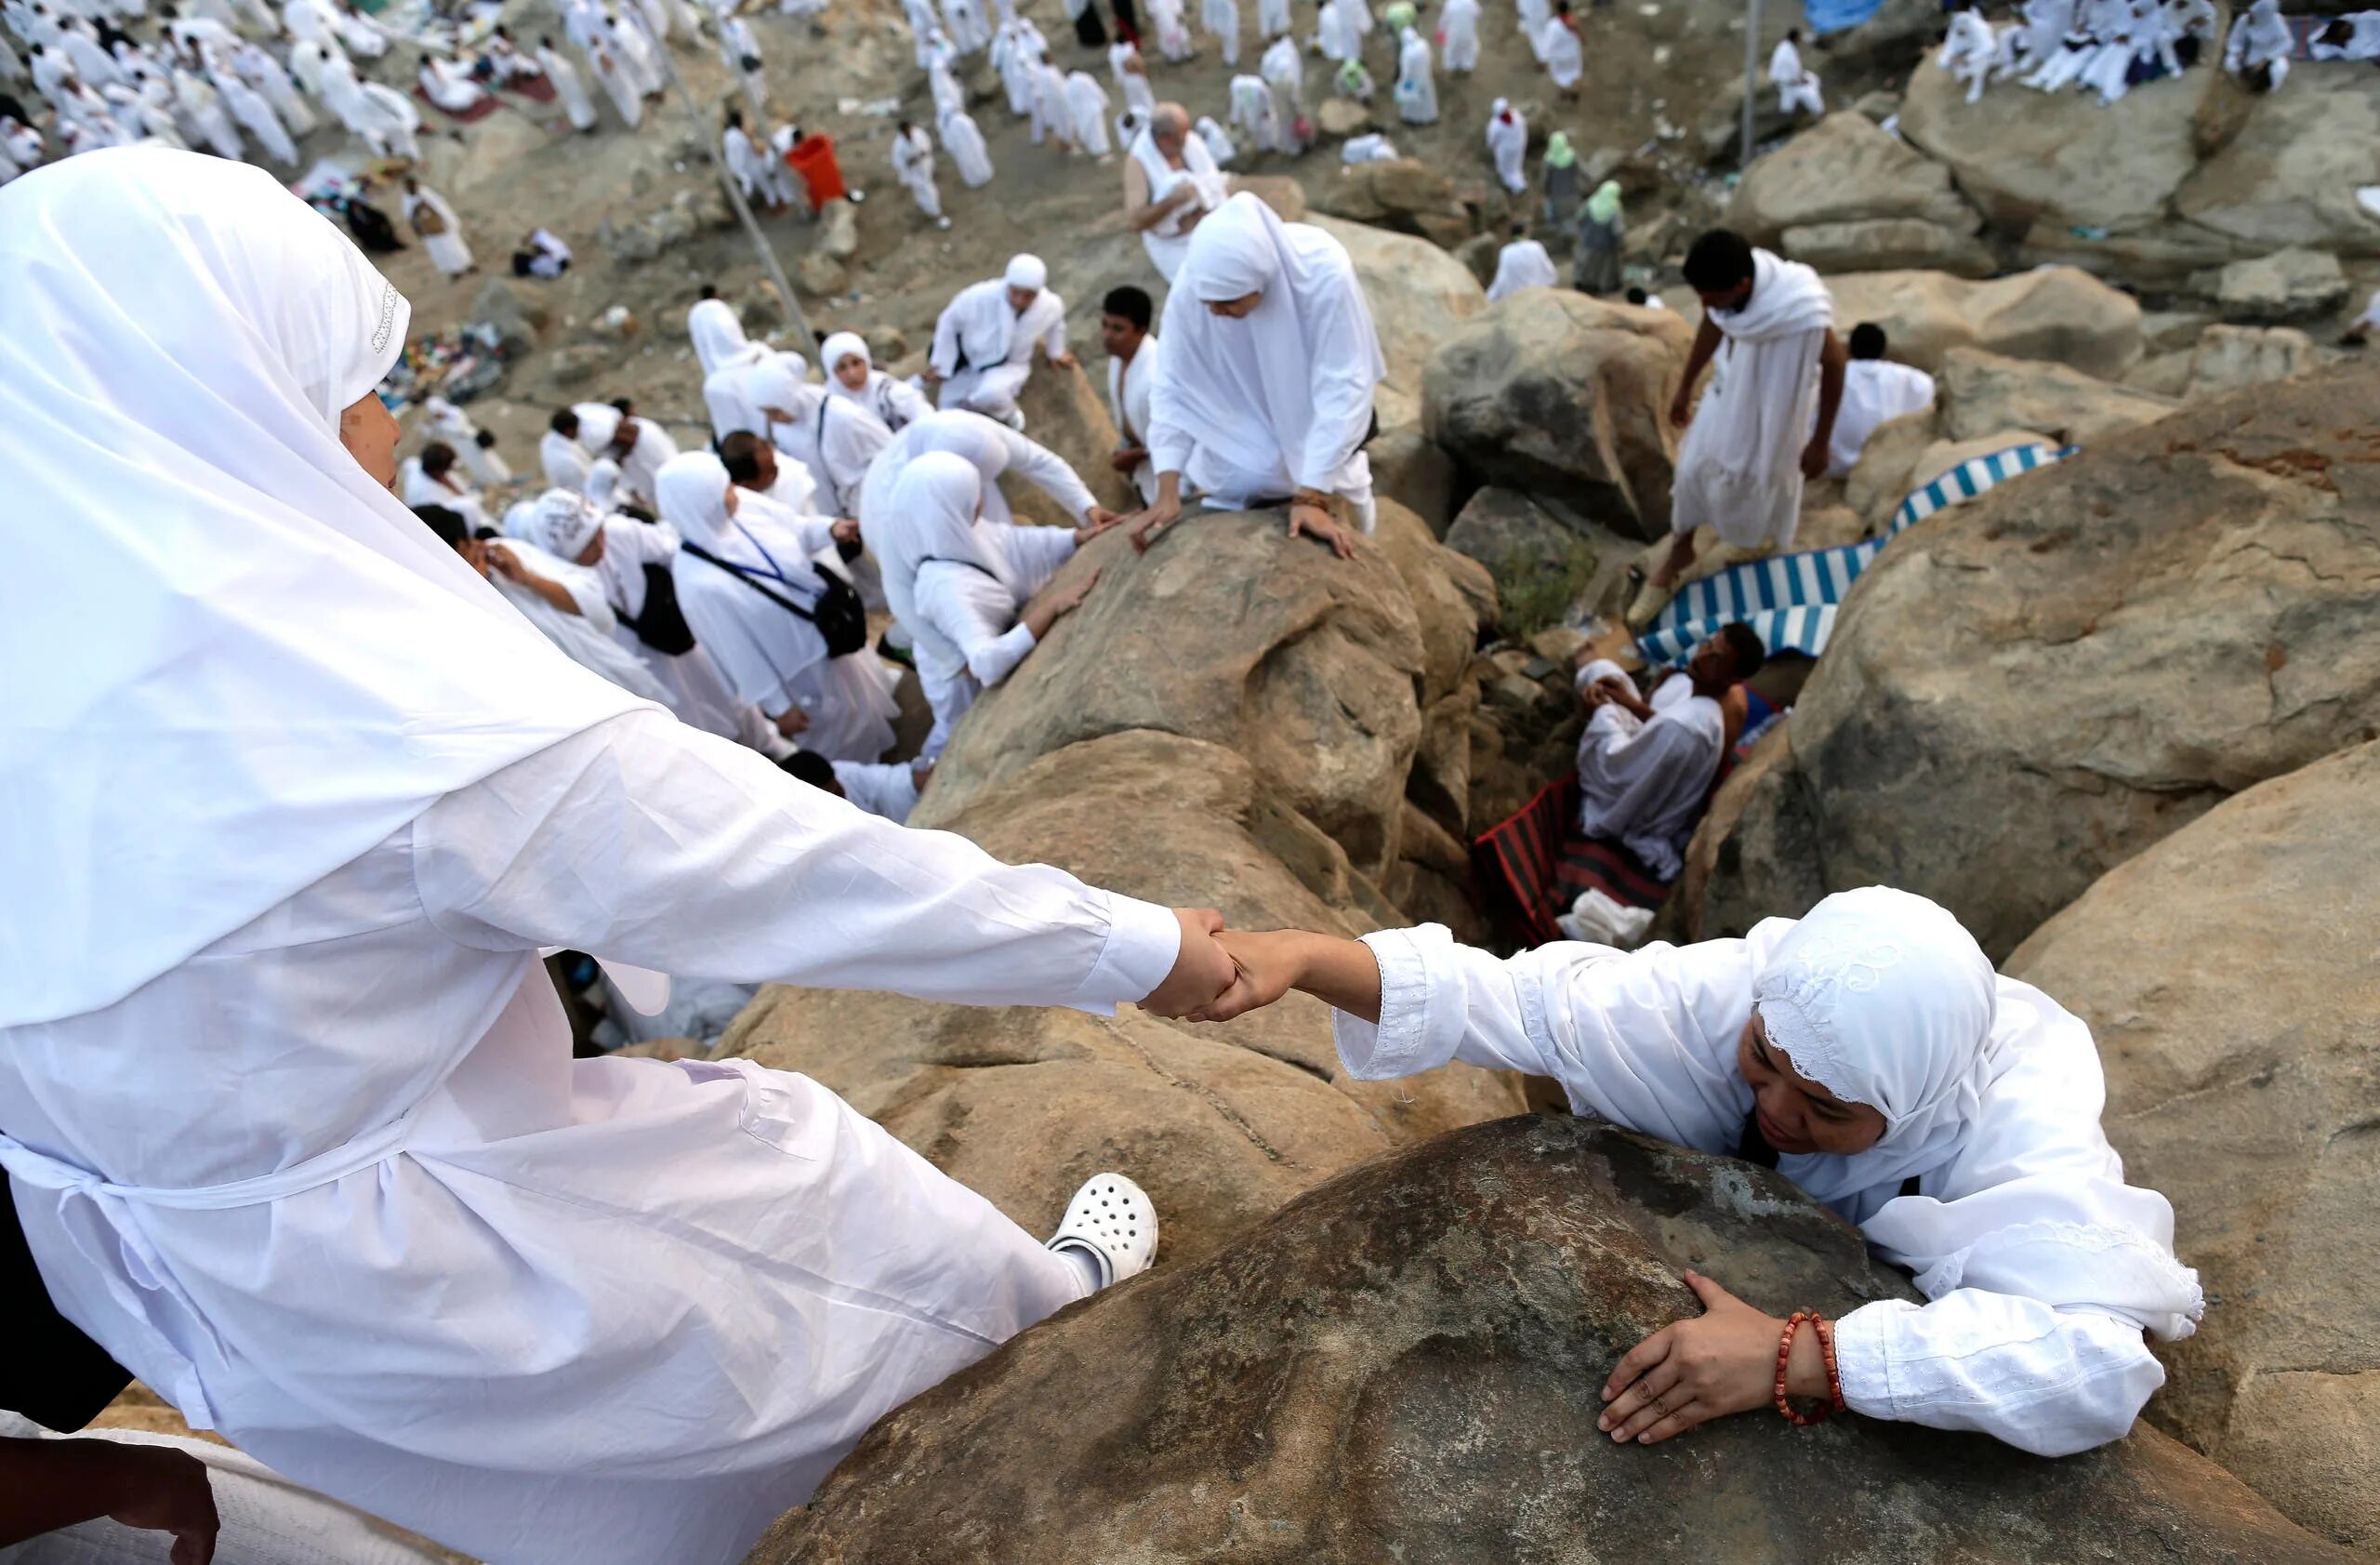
xmin=2139 ymin=309 xmax=2216 ymax=353
xmin=603 ymin=188 xmax=734 ymax=267
xmin=588 ymin=304 xmax=639 ymax=341
xmin=1852 ymin=88 xmax=1903 ymax=120
xmin=1367 ymin=428 xmax=1464 ymax=537
xmin=1423 ymin=290 xmax=1694 ymax=541
xmin=1227 ymin=172 xmax=1308 ymax=221
xmin=1445 ymin=487 xmax=1597 ymax=631
xmin=2210 ymin=247 xmax=2351 ymax=324
xmin=1673 ymin=361 xmax=2380 ymax=958
xmin=2183 ymin=323 xmax=2319 ymax=400
xmin=2123 ymin=349 xmax=2196 ymax=398
xmin=717 ymin=728 xmax=1527 ymax=1278
xmin=1000 ymin=358 xmax=1136 ymax=526
xmin=536 ymin=343 xmax=614 ymax=391
xmin=1310 ymin=214 xmax=1488 ymax=431
xmin=1781 ymin=218 xmax=1996 ymax=278
xmin=1316 ymin=97 xmax=1371 ymax=137
xmin=795 ymin=251 xmax=848 ymax=298
xmin=1696 ymin=73 xmax=1799 ymax=167
xmin=1452 ymin=231 xmax=1500 ymax=287
xmin=2173 ymin=70 xmax=2380 ymax=256
xmin=1317 ymin=158 xmax=1473 ymax=250
xmin=738 ymin=284 xmax=787 ymax=331
xmin=1897 ymin=56 xmax=2214 ymax=237
xmin=1936 ymin=347 xmax=2179 ymax=445
xmin=1371 ymin=498 xmax=1488 ymax=710
xmin=1823 ymin=266 xmax=2144 ymax=378
xmin=818 ymin=198 xmax=859 ymax=260
xmin=468 ymin=278 xmax=543 ymax=358
xmin=1726 ymin=113 xmax=1983 ymax=256
xmin=862 ymin=324 xmax=908 ymax=364
xmin=751 ymin=1117 xmax=2360 ymax=1565
xmin=2013 ymin=221 xmax=2243 ymax=291
xmin=923 ymin=516 xmax=1437 ymax=881
xmin=1841 ymin=406 xmax=1943 ymax=527
xmin=2006 ymin=740 xmax=2380 ymax=1551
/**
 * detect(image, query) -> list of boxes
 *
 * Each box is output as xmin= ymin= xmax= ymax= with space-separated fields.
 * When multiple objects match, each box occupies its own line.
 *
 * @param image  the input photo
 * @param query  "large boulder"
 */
xmin=1001 ymin=357 xmax=1138 ymax=528
xmin=2006 ymin=741 xmax=2380 ymax=1550
xmin=1316 ymin=158 xmax=1473 ymax=249
xmin=923 ymin=507 xmax=1459 ymax=882
xmin=1310 ymin=214 xmax=1488 ymax=431
xmin=1366 ymin=428 xmax=1464 ymax=537
xmin=2209 ymin=246 xmax=2353 ymax=324
xmin=2184 ymin=323 xmax=2320 ymax=400
xmin=749 ymin=1118 xmax=2358 ymax=1565
xmin=1936 ymin=346 xmax=2180 ymax=445
xmin=1897 ymin=56 xmax=2215 ymax=237
xmin=1727 ymin=113 xmax=1987 ymax=275
xmin=2173 ymin=66 xmax=2380 ymax=257
xmin=1671 ymin=360 xmax=2380 ymax=959
xmin=1822 ymin=267 xmax=2144 ymax=378
xmin=1423 ymin=292 xmax=1693 ymax=541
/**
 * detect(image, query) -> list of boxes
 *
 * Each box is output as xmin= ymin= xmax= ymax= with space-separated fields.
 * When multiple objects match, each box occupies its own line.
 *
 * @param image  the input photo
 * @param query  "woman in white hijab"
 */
xmin=519 ymin=486 xmax=791 ymax=757
xmin=865 ymin=451 xmax=1102 ymax=756
xmin=859 ymin=406 xmax=1113 ymax=537
xmin=938 ymin=100 xmax=995 ymax=187
xmin=1 ymin=147 xmax=1227 ymax=1565
xmin=656 ymin=450 xmax=899 ymax=760
xmin=1207 ymin=885 xmax=2202 ymax=1457
xmin=1132 ymin=192 xmax=1385 ymax=556
xmin=736 ymin=350 xmax=892 ymax=519
xmin=821 ymin=329 xmax=932 ymax=433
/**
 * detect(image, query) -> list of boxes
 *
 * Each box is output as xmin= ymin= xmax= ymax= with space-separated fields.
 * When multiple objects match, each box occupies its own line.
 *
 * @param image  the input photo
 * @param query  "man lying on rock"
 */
xmin=1206 ymin=886 xmax=2202 ymax=1457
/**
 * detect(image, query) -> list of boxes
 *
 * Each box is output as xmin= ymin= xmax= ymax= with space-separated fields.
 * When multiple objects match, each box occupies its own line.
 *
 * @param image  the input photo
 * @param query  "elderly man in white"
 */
xmin=926 ymin=252 xmax=1074 ymax=429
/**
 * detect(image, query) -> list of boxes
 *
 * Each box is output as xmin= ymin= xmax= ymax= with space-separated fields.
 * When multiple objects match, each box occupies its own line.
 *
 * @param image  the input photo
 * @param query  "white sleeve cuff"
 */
xmin=1330 ymin=924 xmax=1467 ymax=1081
xmin=1831 ymin=1301 xmax=1903 ymax=1421
xmin=1065 ymin=893 xmax=1181 ymax=1015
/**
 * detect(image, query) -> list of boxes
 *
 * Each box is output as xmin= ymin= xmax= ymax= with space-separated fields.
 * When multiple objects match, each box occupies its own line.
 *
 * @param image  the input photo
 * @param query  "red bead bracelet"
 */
xmin=1774 ymin=1310 xmax=1846 ymax=1426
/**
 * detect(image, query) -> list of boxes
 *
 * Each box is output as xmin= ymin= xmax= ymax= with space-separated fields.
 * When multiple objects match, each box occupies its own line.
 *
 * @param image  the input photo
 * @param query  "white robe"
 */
xmin=1394 ymin=26 xmax=1436 ymax=120
xmin=1259 ymin=33 xmax=1303 ymax=137
xmin=687 ymin=296 xmax=748 ymax=376
xmin=1825 ymin=357 xmax=1937 ymax=479
xmin=491 ymin=540 xmax=677 ymax=705
xmin=1064 ymin=68 xmax=1111 ymax=154
xmin=1330 ymin=903 xmax=2199 ymax=1459
xmin=1107 ymin=332 xmax=1160 ymax=504
xmin=1128 ymin=125 xmax=1227 ymax=279
xmin=829 ymin=759 xmax=921 ymax=823
xmin=1484 ymin=101 xmax=1526 ymax=194
xmin=417 ymin=55 xmax=488 ymax=114
xmin=2309 ymin=8 xmax=2380 ymax=58
xmin=221 ymin=69 xmax=299 ymax=165
xmin=1671 ymin=246 xmax=1833 ymax=550
xmin=1570 ymin=659 xmax=1723 ymax=882
xmin=1770 ymin=36 xmax=1823 ymax=113
xmin=1440 ymin=0 xmax=1479 ymax=69
xmin=542 ymin=428 xmax=594 ymax=491
xmin=2225 ymin=0 xmax=2290 ymax=85
xmin=1539 ymin=13 xmax=1580 ymax=87
xmin=403 ymin=187 xmax=472 ymax=277
xmin=1109 ymin=39 xmax=1154 ymax=116
xmin=588 ymin=32 xmax=642 ymax=126
xmin=1148 ymin=0 xmax=1192 ymax=58
xmin=930 ymin=275 xmax=1067 ymax=418
xmin=1939 ymin=8 xmax=2000 ymax=100
xmin=1485 ymin=236 xmax=1558 ymax=301
xmin=422 ymin=396 xmax=511 ymax=485
xmin=1148 ymin=193 xmax=1386 ymax=524
xmin=892 ymin=123 xmax=942 ymax=218
xmin=237 ymin=43 xmax=315 ymax=134
xmin=539 ymin=44 xmax=598 ymax=129
xmin=1517 ymin=0 xmax=1549 ymax=56
xmin=1257 ymin=0 xmax=1289 ymax=38
xmin=1027 ymin=58 xmax=1070 ymax=144
xmin=939 ymin=105 xmax=993 ymax=186
xmin=1201 ymin=0 xmax=1239 ymax=62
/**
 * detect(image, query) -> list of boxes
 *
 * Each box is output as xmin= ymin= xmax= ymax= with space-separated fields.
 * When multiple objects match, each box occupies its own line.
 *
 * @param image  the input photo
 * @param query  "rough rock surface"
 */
xmin=1423 ymin=291 xmax=1693 ymax=540
xmin=1781 ymin=217 xmax=1995 ymax=277
xmin=2006 ymin=740 xmax=2380 ymax=1551
xmin=1445 ymin=486 xmax=1588 ymax=605
xmin=998 ymin=357 xmax=1138 ymax=528
xmin=2185 ymin=323 xmax=2320 ymax=401
xmin=2173 ymin=69 xmax=2380 ymax=256
xmin=1823 ymin=267 xmax=2143 ymax=378
xmin=1671 ymin=361 xmax=2380 ymax=958
xmin=1936 ymin=346 xmax=2179 ymax=445
xmin=1727 ymin=112 xmax=1985 ymax=273
xmin=748 ymin=1118 xmax=2358 ymax=1565
xmin=2210 ymin=246 xmax=2352 ymax=324
xmin=1367 ymin=428 xmax=1465 ymax=537
xmin=1312 ymin=214 xmax=1488 ymax=431
xmin=1316 ymin=158 xmax=1473 ymax=249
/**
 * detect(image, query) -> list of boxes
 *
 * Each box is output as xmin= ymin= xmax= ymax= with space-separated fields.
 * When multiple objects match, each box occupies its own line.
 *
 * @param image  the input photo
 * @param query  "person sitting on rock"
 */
xmin=926 ymin=252 xmax=1074 ymax=429
xmin=1631 ymin=229 xmax=1843 ymax=626
xmin=541 ymin=406 xmax=594 ymax=492
xmin=398 ymin=440 xmax=493 ymax=535
xmin=821 ymin=330 xmax=933 ymax=434
xmin=1485 ymin=220 xmax=1559 ymax=302
xmin=1201 ymin=885 xmax=2204 ymax=1458
xmin=1128 ymin=192 xmax=1386 ymax=556
xmin=1938 ymin=2 xmax=2003 ymax=101
xmin=1825 ymin=322 xmax=1937 ymax=479
xmin=1571 ymin=626 xmax=1764 ymax=884
xmin=1101 ymin=284 xmax=1162 ymax=506
xmin=2223 ymin=0 xmax=2292 ymax=88
xmin=1768 ymin=26 xmax=1823 ymax=115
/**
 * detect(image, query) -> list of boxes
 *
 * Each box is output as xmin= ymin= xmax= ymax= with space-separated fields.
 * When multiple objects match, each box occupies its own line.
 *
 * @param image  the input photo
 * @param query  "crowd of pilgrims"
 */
xmin=0 ymin=0 xmax=2242 ymax=1541
xmin=1931 ymin=0 xmax=2345 ymax=104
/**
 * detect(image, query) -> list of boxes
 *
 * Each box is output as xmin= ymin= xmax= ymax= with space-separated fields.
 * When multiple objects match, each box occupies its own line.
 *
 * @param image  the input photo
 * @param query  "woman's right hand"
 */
xmin=1127 ymin=495 xmax=1182 ymax=552
xmin=774 ymin=707 xmax=811 ymax=739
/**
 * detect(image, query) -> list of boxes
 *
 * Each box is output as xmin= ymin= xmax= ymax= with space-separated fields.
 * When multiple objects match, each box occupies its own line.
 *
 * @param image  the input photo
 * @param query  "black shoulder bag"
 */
xmin=681 ymin=540 xmax=869 ymax=658
xmin=614 ymin=561 xmax=698 ymax=657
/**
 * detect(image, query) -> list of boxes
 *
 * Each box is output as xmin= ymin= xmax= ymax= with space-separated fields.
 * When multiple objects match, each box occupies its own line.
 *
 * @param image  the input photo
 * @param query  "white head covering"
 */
xmin=1003 ymin=252 xmax=1047 ymax=291
xmin=0 ymin=148 xmax=643 ymax=1029
xmin=819 ymin=329 xmax=870 ymax=378
xmin=866 ymin=450 xmax=1007 ymax=636
xmin=584 ymin=457 xmax=623 ymax=511
xmin=656 ymin=449 xmax=826 ymax=599
xmin=523 ymin=486 xmax=605 ymax=561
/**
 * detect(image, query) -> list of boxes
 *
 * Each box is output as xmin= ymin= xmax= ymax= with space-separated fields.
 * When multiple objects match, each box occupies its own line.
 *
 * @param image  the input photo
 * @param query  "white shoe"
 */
xmin=1045 ymin=1173 xmax=1158 ymax=1288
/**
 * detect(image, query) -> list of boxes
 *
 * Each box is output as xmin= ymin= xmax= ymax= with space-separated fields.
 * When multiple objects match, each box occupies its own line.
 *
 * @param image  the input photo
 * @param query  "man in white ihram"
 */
xmin=1571 ymin=625 xmax=1765 ymax=886
xmin=926 ymin=252 xmax=1074 ymax=428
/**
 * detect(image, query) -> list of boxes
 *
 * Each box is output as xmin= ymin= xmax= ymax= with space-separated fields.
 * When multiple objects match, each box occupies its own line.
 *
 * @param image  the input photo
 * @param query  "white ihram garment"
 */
xmin=1331 ymin=886 xmax=2202 ymax=1458
xmin=1107 ymin=331 xmax=1160 ymax=503
xmin=1127 ymin=125 xmax=1226 ymax=278
xmin=421 ymin=394 xmax=511 ymax=485
xmin=1440 ymin=0 xmax=1480 ymax=68
xmin=539 ymin=44 xmax=598 ymax=129
xmin=931 ymin=273 xmax=1066 ymax=417
xmin=1540 ymin=14 xmax=1580 ymax=86
xmin=831 ymin=760 xmax=921 ymax=823
xmin=1064 ymin=68 xmax=1111 ymax=153
xmin=1671 ymin=247 xmax=1832 ymax=550
xmin=859 ymin=407 xmax=1096 ymax=537
xmin=1570 ymin=658 xmax=1723 ymax=882
xmin=1484 ymin=99 xmax=1526 ymax=192
xmin=892 ymin=123 xmax=942 ymax=217
xmin=1518 ymin=0 xmax=1549 ymax=55
xmin=1771 ymin=36 xmax=1823 ymax=113
xmin=403 ymin=186 xmax=471 ymax=276
xmin=1825 ymin=356 xmax=1936 ymax=479
xmin=1148 ymin=193 xmax=1385 ymax=525
xmin=1939 ymin=8 xmax=1999 ymax=100
xmin=1202 ymin=0 xmax=1239 ymax=61
xmin=487 ymin=537 xmax=678 ymax=704
xmin=1485 ymin=236 xmax=1557 ymax=301
xmin=821 ymin=331 xmax=933 ymax=432
xmin=540 ymin=428 xmax=593 ymax=491
xmin=940 ymin=105 xmax=994 ymax=185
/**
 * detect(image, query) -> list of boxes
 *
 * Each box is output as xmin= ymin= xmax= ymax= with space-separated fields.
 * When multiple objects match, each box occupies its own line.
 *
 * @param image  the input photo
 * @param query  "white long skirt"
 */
xmin=422 ymin=230 xmax=473 ymax=275
xmin=782 ymin=647 xmax=901 ymax=762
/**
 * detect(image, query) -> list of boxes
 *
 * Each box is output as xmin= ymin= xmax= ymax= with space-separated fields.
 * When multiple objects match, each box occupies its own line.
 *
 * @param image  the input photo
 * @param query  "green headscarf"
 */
xmin=1545 ymin=130 xmax=1577 ymax=169
xmin=1384 ymin=0 xmax=1416 ymax=30
xmin=1586 ymin=179 xmax=1622 ymax=225
xmin=1337 ymin=58 xmax=1369 ymax=91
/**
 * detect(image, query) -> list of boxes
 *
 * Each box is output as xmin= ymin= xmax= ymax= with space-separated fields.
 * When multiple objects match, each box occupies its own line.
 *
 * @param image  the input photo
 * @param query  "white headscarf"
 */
xmin=584 ymin=456 xmax=623 ymax=512
xmin=1153 ymin=192 xmax=1386 ymax=501
xmin=523 ymin=485 xmax=606 ymax=562
xmin=0 ymin=148 xmax=643 ymax=1029
xmin=656 ymin=449 xmax=826 ymax=602
xmin=820 ymin=330 xmax=871 ymax=378
xmin=866 ymin=450 xmax=1009 ymax=637
xmin=1003 ymin=252 xmax=1046 ymax=290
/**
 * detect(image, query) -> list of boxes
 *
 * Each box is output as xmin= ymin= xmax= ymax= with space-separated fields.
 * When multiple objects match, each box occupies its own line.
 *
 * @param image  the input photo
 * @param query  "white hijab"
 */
xmin=819 ymin=329 xmax=873 ymax=405
xmin=0 ymin=148 xmax=643 ymax=1029
xmin=686 ymin=295 xmax=747 ymax=376
xmin=1153 ymin=192 xmax=1386 ymax=499
xmin=522 ymin=485 xmax=605 ymax=563
xmin=655 ymin=449 xmax=826 ymax=603
xmin=866 ymin=450 xmax=1010 ymax=638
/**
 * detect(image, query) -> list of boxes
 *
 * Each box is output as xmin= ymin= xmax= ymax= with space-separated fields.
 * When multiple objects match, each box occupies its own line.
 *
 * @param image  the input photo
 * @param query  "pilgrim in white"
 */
xmin=1571 ymin=630 xmax=1764 ymax=883
xmin=927 ymin=253 xmax=1072 ymax=425
xmin=1826 ymin=322 xmax=1937 ymax=479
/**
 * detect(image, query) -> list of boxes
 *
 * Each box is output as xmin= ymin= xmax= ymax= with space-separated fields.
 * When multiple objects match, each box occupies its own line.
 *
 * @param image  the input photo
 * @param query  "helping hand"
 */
xmin=1140 ymin=908 xmax=1238 ymax=1019
xmin=774 ymin=706 xmax=812 ymax=739
xmin=1051 ymin=350 xmax=1079 ymax=369
xmin=1050 ymin=566 xmax=1101 ymax=617
xmin=484 ymin=541 xmax=529 ymax=582
xmin=1288 ymin=502 xmax=1357 ymax=561
xmin=1196 ymin=929 xmax=1309 ymax=1023
xmin=1076 ymin=506 xmax=1125 ymax=546
xmin=1128 ymin=495 xmax=1183 ymax=553
xmin=830 ymin=516 xmax=862 ymax=546
xmin=1597 ymin=1271 xmax=1815 ymax=1446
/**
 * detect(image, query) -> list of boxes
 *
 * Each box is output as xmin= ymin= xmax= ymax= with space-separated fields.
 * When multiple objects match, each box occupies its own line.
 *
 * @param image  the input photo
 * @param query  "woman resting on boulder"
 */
xmin=1205 ymin=886 xmax=2202 ymax=1458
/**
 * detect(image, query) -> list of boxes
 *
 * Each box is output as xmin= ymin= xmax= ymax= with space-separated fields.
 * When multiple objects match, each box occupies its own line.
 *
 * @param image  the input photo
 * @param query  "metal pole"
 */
xmin=1740 ymin=0 xmax=1764 ymax=168
xmin=627 ymin=7 xmax=820 ymax=351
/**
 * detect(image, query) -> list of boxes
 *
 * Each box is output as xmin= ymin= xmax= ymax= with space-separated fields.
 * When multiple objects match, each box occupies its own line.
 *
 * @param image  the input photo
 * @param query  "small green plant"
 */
xmin=1495 ymin=538 xmax=1601 ymax=640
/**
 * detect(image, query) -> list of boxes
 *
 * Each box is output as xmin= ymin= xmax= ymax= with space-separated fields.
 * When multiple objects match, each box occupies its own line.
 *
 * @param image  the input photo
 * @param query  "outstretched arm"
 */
xmin=1801 ymin=327 xmax=1847 ymax=480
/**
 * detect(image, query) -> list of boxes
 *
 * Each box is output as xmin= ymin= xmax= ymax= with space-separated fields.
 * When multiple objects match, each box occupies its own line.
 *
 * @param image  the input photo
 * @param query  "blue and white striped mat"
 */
xmin=1634 ymin=442 xmax=2072 ymax=670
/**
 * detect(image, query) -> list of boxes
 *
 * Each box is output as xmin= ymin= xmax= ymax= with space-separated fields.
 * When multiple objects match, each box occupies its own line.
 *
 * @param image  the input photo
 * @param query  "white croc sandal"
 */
xmin=1045 ymin=1173 xmax=1158 ymax=1289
